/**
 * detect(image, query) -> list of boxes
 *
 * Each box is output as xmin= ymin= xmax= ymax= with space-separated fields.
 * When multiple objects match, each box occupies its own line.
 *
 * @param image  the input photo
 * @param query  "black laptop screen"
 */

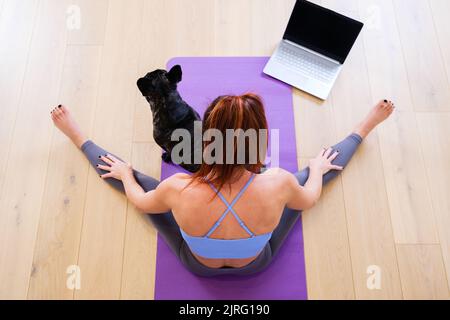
xmin=284 ymin=0 xmax=364 ymax=64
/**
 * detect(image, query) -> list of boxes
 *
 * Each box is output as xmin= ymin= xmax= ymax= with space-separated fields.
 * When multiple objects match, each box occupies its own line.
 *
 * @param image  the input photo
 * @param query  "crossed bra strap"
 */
xmin=205 ymin=174 xmax=256 ymax=238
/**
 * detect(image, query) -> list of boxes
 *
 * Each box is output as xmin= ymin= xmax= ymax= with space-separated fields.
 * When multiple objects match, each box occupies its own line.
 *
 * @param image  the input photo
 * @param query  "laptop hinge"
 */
xmin=283 ymin=39 xmax=341 ymax=65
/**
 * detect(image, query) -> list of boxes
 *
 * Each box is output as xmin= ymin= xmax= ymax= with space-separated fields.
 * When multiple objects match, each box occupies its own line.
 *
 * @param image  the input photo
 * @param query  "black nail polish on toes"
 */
xmin=58 ymin=105 xmax=62 ymax=108
xmin=98 ymin=156 xmax=101 ymax=159
xmin=384 ymin=99 xmax=388 ymax=103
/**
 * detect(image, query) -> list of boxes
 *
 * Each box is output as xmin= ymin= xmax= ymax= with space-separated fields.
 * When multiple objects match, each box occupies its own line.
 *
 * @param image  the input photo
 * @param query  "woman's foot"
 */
xmin=354 ymin=100 xmax=395 ymax=139
xmin=51 ymin=105 xmax=87 ymax=149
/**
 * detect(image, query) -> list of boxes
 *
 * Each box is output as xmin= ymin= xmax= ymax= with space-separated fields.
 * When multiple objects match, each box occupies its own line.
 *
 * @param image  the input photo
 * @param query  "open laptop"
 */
xmin=263 ymin=0 xmax=364 ymax=100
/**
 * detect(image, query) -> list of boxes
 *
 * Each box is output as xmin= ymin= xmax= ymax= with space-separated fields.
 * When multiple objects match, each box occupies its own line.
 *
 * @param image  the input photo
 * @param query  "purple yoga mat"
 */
xmin=154 ymin=57 xmax=307 ymax=300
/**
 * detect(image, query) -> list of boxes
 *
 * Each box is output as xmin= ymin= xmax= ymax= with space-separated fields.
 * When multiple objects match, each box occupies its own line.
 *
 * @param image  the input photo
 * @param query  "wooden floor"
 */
xmin=0 ymin=0 xmax=449 ymax=300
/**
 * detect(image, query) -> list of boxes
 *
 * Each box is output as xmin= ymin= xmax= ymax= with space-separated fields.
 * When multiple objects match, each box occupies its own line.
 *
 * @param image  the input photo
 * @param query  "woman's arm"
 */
xmin=286 ymin=148 xmax=342 ymax=211
xmin=121 ymin=174 xmax=172 ymax=213
xmin=98 ymin=154 xmax=171 ymax=214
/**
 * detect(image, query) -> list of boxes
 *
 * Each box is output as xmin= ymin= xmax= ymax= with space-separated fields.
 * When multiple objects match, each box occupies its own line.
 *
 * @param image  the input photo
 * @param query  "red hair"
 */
xmin=191 ymin=94 xmax=268 ymax=192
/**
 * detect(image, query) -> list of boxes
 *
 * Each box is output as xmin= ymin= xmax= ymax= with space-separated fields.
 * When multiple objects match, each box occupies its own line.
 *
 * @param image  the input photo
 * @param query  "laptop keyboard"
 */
xmin=274 ymin=42 xmax=339 ymax=83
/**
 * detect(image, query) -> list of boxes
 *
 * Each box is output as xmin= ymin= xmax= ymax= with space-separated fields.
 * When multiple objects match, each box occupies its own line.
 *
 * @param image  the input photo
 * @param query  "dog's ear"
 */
xmin=167 ymin=65 xmax=182 ymax=84
xmin=137 ymin=78 xmax=152 ymax=96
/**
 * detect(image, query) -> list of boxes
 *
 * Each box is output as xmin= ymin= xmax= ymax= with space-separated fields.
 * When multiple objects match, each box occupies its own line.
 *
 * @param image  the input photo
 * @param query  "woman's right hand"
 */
xmin=309 ymin=148 xmax=343 ymax=175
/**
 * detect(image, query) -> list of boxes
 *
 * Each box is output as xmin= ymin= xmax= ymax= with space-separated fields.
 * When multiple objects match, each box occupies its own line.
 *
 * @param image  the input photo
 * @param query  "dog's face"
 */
xmin=137 ymin=65 xmax=182 ymax=99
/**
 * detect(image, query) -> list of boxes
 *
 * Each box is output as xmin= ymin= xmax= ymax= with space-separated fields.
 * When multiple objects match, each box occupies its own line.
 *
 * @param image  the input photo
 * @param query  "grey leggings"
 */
xmin=81 ymin=133 xmax=362 ymax=277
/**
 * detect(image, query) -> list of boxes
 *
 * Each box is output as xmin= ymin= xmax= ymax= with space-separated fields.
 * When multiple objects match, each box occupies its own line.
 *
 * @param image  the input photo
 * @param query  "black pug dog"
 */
xmin=137 ymin=65 xmax=201 ymax=173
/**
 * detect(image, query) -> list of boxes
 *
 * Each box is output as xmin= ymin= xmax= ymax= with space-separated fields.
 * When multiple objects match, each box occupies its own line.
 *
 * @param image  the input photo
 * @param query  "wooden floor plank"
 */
xmin=293 ymin=90 xmax=337 ymax=159
xmin=416 ymin=113 xmax=450 ymax=290
xmin=27 ymin=46 xmax=103 ymax=300
xmin=133 ymin=0 xmax=167 ymax=143
xmin=0 ymin=0 xmax=69 ymax=300
xmin=358 ymin=0 xmax=438 ymax=244
xmin=214 ymin=0 xmax=252 ymax=55
xmin=214 ymin=0 xmax=295 ymax=56
xmin=294 ymin=66 xmax=355 ymax=298
xmin=0 ymin=0 xmax=39 ymax=201
xmin=134 ymin=0 xmax=215 ymax=143
xmin=120 ymin=143 xmax=160 ymax=300
xmin=301 ymin=156 xmax=355 ymax=299
xmin=294 ymin=85 xmax=355 ymax=299
xmin=74 ymin=0 xmax=144 ymax=300
xmin=396 ymin=245 xmax=449 ymax=300
xmin=139 ymin=0 xmax=215 ymax=70
xmin=357 ymin=0 xmax=413 ymax=111
xmin=393 ymin=0 xmax=450 ymax=111
xmin=321 ymin=0 xmax=403 ymax=299
xmin=429 ymin=0 xmax=450 ymax=84
xmin=377 ymin=111 xmax=438 ymax=244
xmin=66 ymin=0 xmax=109 ymax=45
xmin=248 ymin=0 xmax=295 ymax=55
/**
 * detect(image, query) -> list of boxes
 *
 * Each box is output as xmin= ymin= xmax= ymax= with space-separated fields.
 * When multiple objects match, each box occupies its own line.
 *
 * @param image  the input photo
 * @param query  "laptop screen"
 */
xmin=283 ymin=0 xmax=364 ymax=64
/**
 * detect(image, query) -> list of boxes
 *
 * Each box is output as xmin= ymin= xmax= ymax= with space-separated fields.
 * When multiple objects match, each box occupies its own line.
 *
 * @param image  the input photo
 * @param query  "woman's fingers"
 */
xmin=331 ymin=165 xmax=344 ymax=171
xmin=100 ymin=173 xmax=114 ymax=179
xmin=329 ymin=151 xmax=340 ymax=162
xmin=323 ymin=147 xmax=333 ymax=159
xmin=99 ymin=155 xmax=114 ymax=165
xmin=106 ymin=154 xmax=120 ymax=163
xmin=97 ymin=164 xmax=111 ymax=171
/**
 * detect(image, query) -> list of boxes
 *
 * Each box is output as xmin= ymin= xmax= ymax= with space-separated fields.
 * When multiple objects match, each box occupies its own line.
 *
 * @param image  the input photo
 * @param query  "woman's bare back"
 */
xmin=167 ymin=169 xmax=291 ymax=268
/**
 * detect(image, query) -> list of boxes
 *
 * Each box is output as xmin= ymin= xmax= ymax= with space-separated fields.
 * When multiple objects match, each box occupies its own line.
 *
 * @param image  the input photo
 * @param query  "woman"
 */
xmin=51 ymin=94 xmax=394 ymax=277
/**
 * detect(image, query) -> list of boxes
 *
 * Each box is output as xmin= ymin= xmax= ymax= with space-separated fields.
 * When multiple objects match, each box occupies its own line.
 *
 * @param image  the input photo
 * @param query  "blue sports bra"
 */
xmin=180 ymin=174 xmax=273 ymax=259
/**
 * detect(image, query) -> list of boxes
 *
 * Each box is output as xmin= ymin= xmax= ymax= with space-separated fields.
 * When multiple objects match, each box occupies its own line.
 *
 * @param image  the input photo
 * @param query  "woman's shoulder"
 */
xmin=162 ymin=173 xmax=192 ymax=187
xmin=258 ymin=167 xmax=299 ymax=190
xmin=165 ymin=169 xmax=295 ymax=184
xmin=260 ymin=167 xmax=294 ymax=179
xmin=168 ymin=172 xmax=192 ymax=180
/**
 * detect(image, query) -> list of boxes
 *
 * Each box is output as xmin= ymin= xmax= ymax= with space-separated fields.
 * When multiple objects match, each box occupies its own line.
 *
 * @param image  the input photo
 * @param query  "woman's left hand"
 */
xmin=98 ymin=154 xmax=133 ymax=181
